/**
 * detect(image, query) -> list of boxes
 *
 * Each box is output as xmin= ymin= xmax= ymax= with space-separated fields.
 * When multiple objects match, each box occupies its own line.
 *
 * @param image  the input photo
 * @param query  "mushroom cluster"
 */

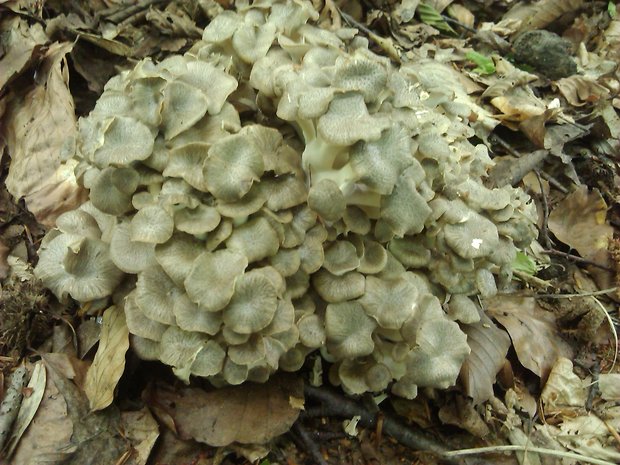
xmin=35 ymin=0 xmax=537 ymax=398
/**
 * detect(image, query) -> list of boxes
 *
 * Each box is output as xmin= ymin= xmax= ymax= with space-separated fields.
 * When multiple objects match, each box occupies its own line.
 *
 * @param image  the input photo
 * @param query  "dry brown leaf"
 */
xmin=519 ymin=108 xmax=559 ymax=148
xmin=548 ymin=186 xmax=613 ymax=268
xmin=503 ymin=0 xmax=585 ymax=32
xmin=10 ymin=360 xmax=75 ymax=465
xmin=486 ymin=296 xmax=573 ymax=380
xmin=4 ymin=362 xmax=46 ymax=456
xmin=3 ymin=41 xmax=88 ymax=227
xmin=446 ymin=4 xmax=474 ymax=29
xmin=120 ymin=408 xmax=160 ymax=465
xmin=490 ymin=86 xmax=547 ymax=123
xmin=460 ymin=312 xmax=511 ymax=405
xmin=149 ymin=374 xmax=304 ymax=447
xmin=0 ymin=239 xmax=9 ymax=279
xmin=554 ymin=76 xmax=610 ymax=106
xmin=0 ymin=17 xmax=47 ymax=91
xmin=84 ymin=305 xmax=130 ymax=412
xmin=438 ymin=395 xmax=490 ymax=437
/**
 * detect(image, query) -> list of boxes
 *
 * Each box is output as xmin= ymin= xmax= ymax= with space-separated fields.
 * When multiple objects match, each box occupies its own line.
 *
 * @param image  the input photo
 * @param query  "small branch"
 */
xmin=292 ymin=420 xmax=329 ymax=465
xmin=444 ymin=444 xmax=617 ymax=465
xmin=534 ymin=170 xmax=551 ymax=249
xmin=304 ymin=385 xmax=491 ymax=465
xmin=542 ymin=249 xmax=614 ymax=272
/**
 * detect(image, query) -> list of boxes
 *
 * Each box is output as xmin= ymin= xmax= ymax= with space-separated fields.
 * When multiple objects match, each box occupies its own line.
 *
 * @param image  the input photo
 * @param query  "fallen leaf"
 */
xmin=460 ymin=312 xmax=511 ymax=405
xmin=2 ymin=41 xmax=88 ymax=227
xmin=84 ymin=305 xmax=130 ymax=411
xmin=439 ymin=395 xmax=490 ymax=437
xmin=490 ymin=86 xmax=547 ymax=124
xmin=446 ymin=3 xmax=474 ymax=29
xmin=10 ymin=361 xmax=75 ymax=465
xmin=4 ymin=362 xmax=46 ymax=456
xmin=39 ymin=354 xmax=127 ymax=465
xmin=149 ymin=374 xmax=304 ymax=447
xmin=555 ymin=415 xmax=620 ymax=462
xmin=598 ymin=373 xmax=620 ymax=401
xmin=548 ymin=185 xmax=613 ymax=268
xmin=120 ymin=408 xmax=160 ymax=465
xmin=0 ymin=240 xmax=9 ymax=279
xmin=503 ymin=0 xmax=585 ymax=31
xmin=0 ymin=17 xmax=47 ymax=91
xmin=541 ymin=357 xmax=587 ymax=411
xmin=554 ymin=75 xmax=610 ymax=106
xmin=486 ymin=296 xmax=573 ymax=380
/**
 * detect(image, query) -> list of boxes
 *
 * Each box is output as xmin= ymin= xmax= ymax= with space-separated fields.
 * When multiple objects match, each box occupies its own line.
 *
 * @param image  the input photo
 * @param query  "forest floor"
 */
xmin=1 ymin=1 xmax=620 ymax=464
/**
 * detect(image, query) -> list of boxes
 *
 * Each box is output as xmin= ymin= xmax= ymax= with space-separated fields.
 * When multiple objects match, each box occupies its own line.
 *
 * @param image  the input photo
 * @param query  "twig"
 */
xmin=292 ymin=420 xmax=329 ymax=465
xmin=102 ymin=0 xmax=169 ymax=23
xmin=590 ymin=296 xmax=618 ymax=372
xmin=444 ymin=444 xmax=617 ymax=465
xmin=539 ymin=171 xmax=569 ymax=194
xmin=586 ymin=363 xmax=600 ymax=412
xmin=542 ymin=249 xmax=614 ymax=272
xmin=304 ymin=385 xmax=490 ymax=465
xmin=533 ymin=287 xmax=618 ymax=298
xmin=0 ymin=365 xmax=28 ymax=451
xmin=534 ymin=170 xmax=551 ymax=249
xmin=440 ymin=15 xmax=477 ymax=34
xmin=338 ymin=10 xmax=402 ymax=64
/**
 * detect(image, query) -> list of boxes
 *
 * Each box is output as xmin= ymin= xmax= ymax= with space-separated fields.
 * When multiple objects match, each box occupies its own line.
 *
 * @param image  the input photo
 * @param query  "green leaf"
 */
xmin=512 ymin=251 xmax=538 ymax=275
xmin=465 ymin=51 xmax=496 ymax=75
xmin=609 ymin=1 xmax=617 ymax=19
xmin=417 ymin=3 xmax=456 ymax=35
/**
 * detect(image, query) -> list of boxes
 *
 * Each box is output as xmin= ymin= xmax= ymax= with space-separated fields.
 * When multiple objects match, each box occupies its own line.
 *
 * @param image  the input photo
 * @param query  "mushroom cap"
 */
xmin=357 ymin=239 xmax=388 ymax=274
xmin=123 ymin=291 xmax=168 ymax=341
xmin=203 ymin=132 xmax=265 ymax=202
xmin=177 ymin=61 xmax=238 ymax=115
xmin=173 ymin=293 xmax=222 ymax=335
xmin=174 ymin=204 xmax=221 ymax=236
xmin=312 ymin=270 xmax=365 ymax=303
xmin=184 ymin=249 xmax=248 ymax=312
xmin=325 ymin=301 xmax=376 ymax=359
xmin=130 ymin=335 xmax=161 ymax=361
xmin=359 ymin=274 xmax=420 ymax=330
xmin=307 ymin=178 xmax=345 ymax=222
xmin=380 ymin=166 xmax=432 ymax=237
xmin=159 ymin=326 xmax=207 ymax=381
xmin=349 ymin=125 xmax=413 ymax=195
xmin=222 ymin=268 xmax=279 ymax=334
xmin=322 ymin=240 xmax=360 ymax=276
xmin=91 ymin=116 xmax=154 ymax=167
xmin=202 ymin=10 xmax=240 ymax=43
xmin=403 ymin=318 xmax=470 ymax=389
xmin=164 ymin=143 xmax=210 ymax=190
xmin=90 ymin=167 xmax=139 ymax=215
xmin=228 ymin=334 xmax=267 ymax=365
xmin=333 ymin=52 xmax=388 ymax=102
xmin=191 ymin=340 xmax=226 ymax=377
xmin=161 ymin=80 xmax=209 ymax=140
xmin=110 ymin=220 xmax=157 ymax=274
xmin=317 ymin=93 xmax=388 ymax=146
xmin=155 ymin=232 xmax=204 ymax=286
xmin=443 ymin=212 xmax=500 ymax=259
xmin=34 ymin=234 xmax=124 ymax=302
xmin=55 ymin=209 xmax=101 ymax=239
xmin=225 ymin=216 xmax=280 ymax=263
xmin=447 ymin=294 xmax=480 ymax=324
xmin=297 ymin=314 xmax=326 ymax=349
xmin=232 ymin=21 xmax=276 ymax=64
xmin=135 ymin=266 xmax=182 ymax=325
xmin=130 ymin=205 xmax=174 ymax=244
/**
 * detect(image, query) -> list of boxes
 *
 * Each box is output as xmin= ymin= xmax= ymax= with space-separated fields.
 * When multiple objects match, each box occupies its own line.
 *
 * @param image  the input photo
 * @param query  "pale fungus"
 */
xmin=35 ymin=0 xmax=537 ymax=396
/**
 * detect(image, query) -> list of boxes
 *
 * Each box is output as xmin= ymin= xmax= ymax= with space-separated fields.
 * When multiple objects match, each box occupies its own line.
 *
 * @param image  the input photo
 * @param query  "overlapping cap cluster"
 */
xmin=35 ymin=0 xmax=537 ymax=397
